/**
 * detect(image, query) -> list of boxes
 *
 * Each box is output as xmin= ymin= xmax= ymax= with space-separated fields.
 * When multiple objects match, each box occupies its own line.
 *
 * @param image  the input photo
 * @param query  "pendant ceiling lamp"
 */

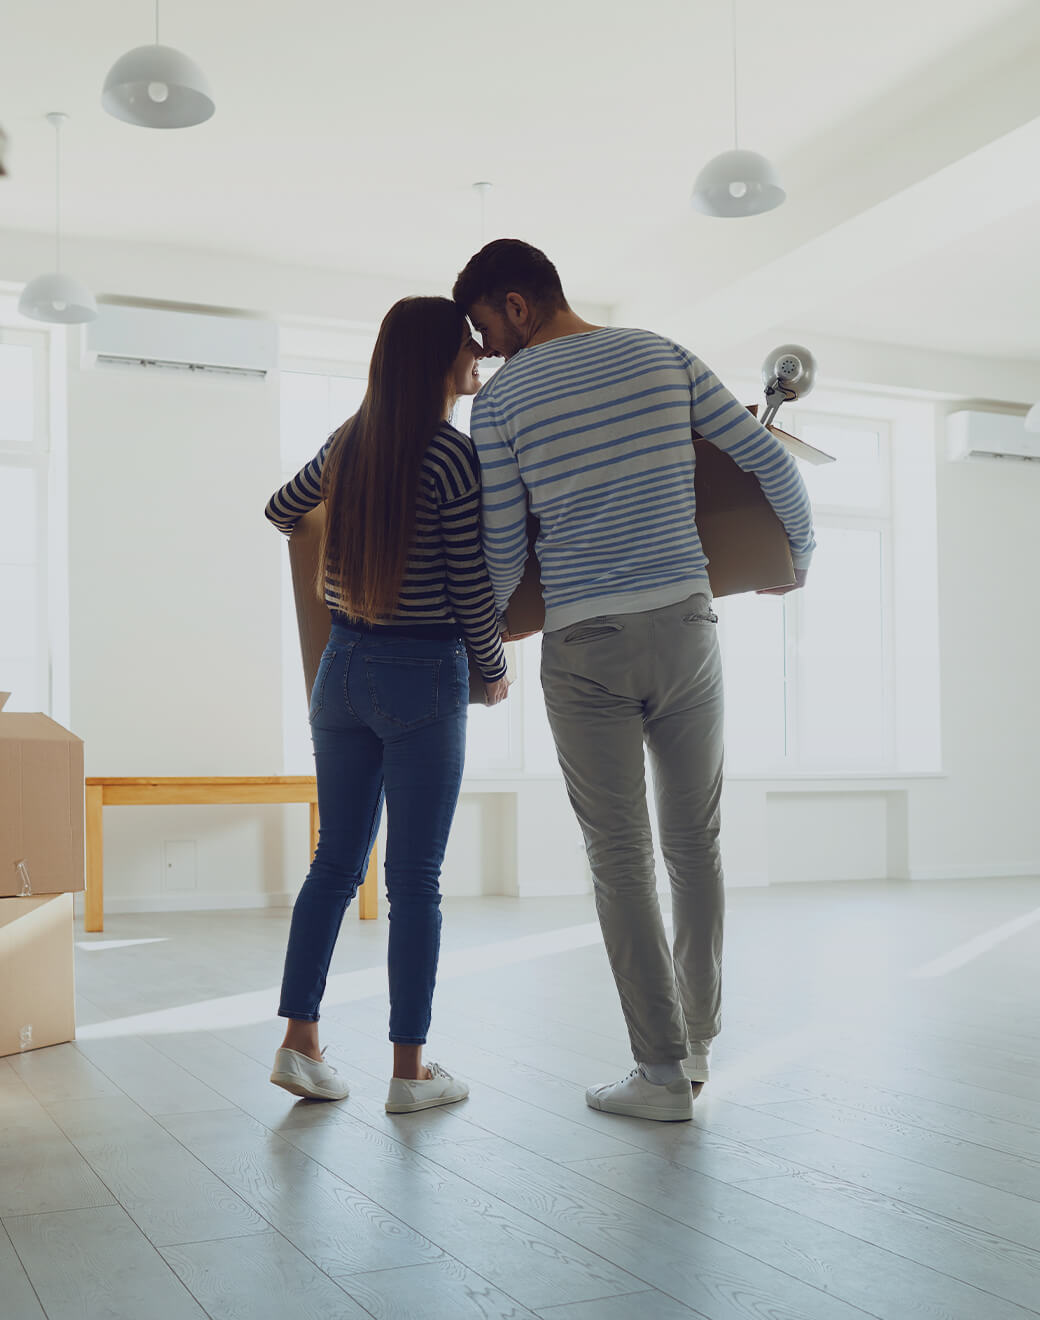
xmin=1026 ymin=403 xmax=1040 ymax=433
xmin=102 ymin=0 xmax=214 ymax=129
xmin=691 ymin=0 xmax=785 ymax=218
xmin=18 ymin=113 xmax=97 ymax=325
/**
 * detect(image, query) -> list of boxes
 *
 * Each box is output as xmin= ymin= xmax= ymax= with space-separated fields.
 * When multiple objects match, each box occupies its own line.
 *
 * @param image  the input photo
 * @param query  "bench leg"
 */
xmin=84 ymin=785 xmax=104 ymax=933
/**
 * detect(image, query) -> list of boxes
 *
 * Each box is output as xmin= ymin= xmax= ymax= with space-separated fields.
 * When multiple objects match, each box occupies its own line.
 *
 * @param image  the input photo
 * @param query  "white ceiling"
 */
xmin=2 ymin=0 xmax=1039 ymax=365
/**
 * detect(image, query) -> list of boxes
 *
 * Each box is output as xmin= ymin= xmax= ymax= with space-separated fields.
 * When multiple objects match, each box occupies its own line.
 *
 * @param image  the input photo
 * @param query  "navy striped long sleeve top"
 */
xmin=265 ymin=422 xmax=507 ymax=682
xmin=470 ymin=327 xmax=816 ymax=632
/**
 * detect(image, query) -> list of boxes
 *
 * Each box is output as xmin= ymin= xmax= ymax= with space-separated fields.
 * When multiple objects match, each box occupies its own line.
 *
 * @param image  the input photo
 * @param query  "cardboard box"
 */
xmin=286 ymin=509 xmax=515 ymax=706
xmin=502 ymin=407 xmax=833 ymax=631
xmin=0 ymin=693 xmax=85 ymax=898
xmin=0 ymin=893 xmax=76 ymax=1057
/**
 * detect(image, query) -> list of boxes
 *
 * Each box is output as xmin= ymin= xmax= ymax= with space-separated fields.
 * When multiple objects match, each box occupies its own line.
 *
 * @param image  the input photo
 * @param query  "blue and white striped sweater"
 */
xmin=470 ymin=327 xmax=815 ymax=633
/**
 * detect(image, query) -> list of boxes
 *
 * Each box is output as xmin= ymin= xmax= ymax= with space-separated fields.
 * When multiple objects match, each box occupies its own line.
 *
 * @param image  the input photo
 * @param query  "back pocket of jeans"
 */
xmin=366 ymin=656 xmax=441 ymax=728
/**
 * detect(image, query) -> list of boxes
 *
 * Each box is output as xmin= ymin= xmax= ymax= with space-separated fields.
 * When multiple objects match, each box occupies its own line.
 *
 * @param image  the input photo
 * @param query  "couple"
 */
xmin=265 ymin=240 xmax=815 ymax=1121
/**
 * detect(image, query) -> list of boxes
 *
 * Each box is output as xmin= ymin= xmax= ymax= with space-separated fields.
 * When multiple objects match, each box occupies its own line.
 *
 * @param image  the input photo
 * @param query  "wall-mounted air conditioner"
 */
xmin=946 ymin=409 xmax=1040 ymax=463
xmin=82 ymin=303 xmax=278 ymax=378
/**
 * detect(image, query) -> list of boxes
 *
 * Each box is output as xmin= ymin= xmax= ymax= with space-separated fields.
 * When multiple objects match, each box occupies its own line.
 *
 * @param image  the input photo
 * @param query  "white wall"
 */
xmin=66 ymin=345 xmax=297 ymax=912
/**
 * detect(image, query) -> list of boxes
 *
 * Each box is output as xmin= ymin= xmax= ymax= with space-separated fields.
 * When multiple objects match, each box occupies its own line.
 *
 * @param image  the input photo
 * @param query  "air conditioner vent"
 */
xmin=83 ymin=303 xmax=278 ymax=378
xmin=946 ymin=409 xmax=1039 ymax=463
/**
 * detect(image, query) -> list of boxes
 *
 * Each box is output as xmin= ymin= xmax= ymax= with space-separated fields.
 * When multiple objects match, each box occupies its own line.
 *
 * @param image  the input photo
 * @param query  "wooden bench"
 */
xmin=83 ymin=775 xmax=379 ymax=933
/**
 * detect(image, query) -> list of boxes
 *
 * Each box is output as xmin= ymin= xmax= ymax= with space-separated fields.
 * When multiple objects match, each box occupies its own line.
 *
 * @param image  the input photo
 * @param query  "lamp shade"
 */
xmin=691 ymin=149 xmax=785 ymax=218
xmin=18 ymin=271 xmax=97 ymax=324
xmin=102 ymin=44 xmax=214 ymax=128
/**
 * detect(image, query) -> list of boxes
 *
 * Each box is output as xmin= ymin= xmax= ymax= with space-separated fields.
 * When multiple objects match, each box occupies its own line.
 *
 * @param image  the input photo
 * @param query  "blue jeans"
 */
xmin=278 ymin=622 xmax=468 ymax=1044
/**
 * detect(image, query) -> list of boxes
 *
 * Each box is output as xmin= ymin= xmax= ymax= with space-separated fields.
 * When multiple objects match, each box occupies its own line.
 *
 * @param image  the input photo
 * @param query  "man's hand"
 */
xmin=484 ymin=677 xmax=511 ymax=706
xmin=756 ymin=567 xmax=808 ymax=597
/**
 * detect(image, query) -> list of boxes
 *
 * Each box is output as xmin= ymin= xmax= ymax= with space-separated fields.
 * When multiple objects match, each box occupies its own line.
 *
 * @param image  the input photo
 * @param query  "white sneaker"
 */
xmin=586 ymin=1068 xmax=693 ymax=1121
xmin=270 ymin=1047 xmax=350 ymax=1101
xmin=385 ymin=1061 xmax=469 ymax=1113
xmin=682 ymin=1042 xmax=712 ymax=1084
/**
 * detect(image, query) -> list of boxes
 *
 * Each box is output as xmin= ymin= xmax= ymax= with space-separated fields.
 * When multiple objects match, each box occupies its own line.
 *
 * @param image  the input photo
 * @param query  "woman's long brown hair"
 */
xmin=319 ymin=296 xmax=468 ymax=623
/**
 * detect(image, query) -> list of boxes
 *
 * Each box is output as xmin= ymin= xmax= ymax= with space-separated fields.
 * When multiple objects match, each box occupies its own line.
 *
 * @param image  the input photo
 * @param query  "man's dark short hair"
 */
xmin=453 ymin=239 xmax=568 ymax=315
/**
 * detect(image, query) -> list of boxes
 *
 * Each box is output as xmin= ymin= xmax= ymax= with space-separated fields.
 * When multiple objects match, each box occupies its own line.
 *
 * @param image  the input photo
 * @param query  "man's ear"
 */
xmin=504 ymin=292 xmax=530 ymax=326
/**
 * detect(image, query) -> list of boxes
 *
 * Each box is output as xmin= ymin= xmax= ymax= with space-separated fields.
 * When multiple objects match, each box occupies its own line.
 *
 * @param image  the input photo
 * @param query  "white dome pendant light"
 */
xmin=18 ymin=113 xmax=97 ymax=325
xmin=103 ymin=0 xmax=214 ymax=129
xmin=691 ymin=0 xmax=785 ymax=218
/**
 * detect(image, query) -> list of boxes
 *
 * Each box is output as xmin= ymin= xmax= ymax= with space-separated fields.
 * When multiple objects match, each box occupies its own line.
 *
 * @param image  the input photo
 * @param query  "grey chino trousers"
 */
xmin=541 ymin=592 xmax=725 ymax=1065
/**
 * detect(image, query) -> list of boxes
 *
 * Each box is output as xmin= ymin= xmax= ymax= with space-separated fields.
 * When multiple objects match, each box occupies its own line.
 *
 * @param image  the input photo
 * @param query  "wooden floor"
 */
xmin=3 ymin=877 xmax=1040 ymax=1320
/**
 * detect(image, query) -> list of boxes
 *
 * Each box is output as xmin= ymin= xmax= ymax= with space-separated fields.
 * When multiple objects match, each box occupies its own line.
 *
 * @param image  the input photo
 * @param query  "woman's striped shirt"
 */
xmin=265 ymin=422 xmax=507 ymax=682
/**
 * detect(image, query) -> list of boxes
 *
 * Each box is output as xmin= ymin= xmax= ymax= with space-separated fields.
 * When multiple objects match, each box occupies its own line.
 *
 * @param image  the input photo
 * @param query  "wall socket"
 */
xmin=161 ymin=839 xmax=198 ymax=891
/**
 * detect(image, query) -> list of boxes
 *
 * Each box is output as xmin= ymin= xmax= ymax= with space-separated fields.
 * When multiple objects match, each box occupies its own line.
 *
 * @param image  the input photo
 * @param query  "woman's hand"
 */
xmin=484 ymin=677 xmax=511 ymax=706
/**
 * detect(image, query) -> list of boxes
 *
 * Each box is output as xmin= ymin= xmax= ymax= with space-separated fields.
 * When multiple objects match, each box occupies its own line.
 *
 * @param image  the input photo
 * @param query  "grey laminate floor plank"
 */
xmin=3 ymin=1204 xmax=207 ymax=1320
xmin=341 ymin=1257 xmax=544 ymax=1320
xmin=422 ymin=1135 xmax=879 ymax=1320
xmin=73 ymin=1034 xmax=238 ymax=1115
xmin=0 ymin=1222 xmax=47 ymax=1320
xmin=744 ymin=1094 xmax=1040 ymax=1201
xmin=160 ymin=1229 xmax=371 ymax=1319
xmin=158 ymin=1106 xmax=446 ymax=1281
xmin=278 ymin=1105 xmax=650 ymax=1312
xmin=0 ymin=1083 xmax=115 ymax=1217
xmin=537 ymin=1293 xmax=706 ymax=1320
xmin=9 ymin=1040 xmax=122 ymax=1105
xmin=757 ymin=1128 xmax=1040 ymax=1247
xmin=816 ymin=1047 xmax=1040 ymax=1130
xmin=758 ymin=1069 xmax=1040 ymax=1161
xmin=45 ymin=1094 xmax=269 ymax=1247
xmin=740 ymin=1168 xmax=1040 ymax=1315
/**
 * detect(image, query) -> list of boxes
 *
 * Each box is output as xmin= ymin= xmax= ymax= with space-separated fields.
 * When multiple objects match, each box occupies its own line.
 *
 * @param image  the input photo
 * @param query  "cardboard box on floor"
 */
xmin=0 ymin=893 xmax=76 ymax=1057
xmin=0 ymin=693 xmax=85 ymax=899
xmin=286 ymin=510 xmax=516 ymax=705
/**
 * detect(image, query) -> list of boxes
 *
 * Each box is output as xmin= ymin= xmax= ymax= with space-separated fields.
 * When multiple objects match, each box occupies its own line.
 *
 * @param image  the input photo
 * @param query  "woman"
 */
xmin=265 ymin=296 xmax=509 ymax=1112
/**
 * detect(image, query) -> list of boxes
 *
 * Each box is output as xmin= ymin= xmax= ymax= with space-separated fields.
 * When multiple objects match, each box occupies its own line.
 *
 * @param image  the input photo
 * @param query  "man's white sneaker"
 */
xmin=385 ymin=1061 xmax=469 ymax=1113
xmin=586 ymin=1068 xmax=693 ymax=1121
xmin=270 ymin=1047 xmax=350 ymax=1101
xmin=682 ymin=1043 xmax=712 ymax=1084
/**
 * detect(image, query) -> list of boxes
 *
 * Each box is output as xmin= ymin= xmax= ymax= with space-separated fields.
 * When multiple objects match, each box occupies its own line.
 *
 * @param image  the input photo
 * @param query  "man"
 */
xmin=453 ymin=240 xmax=814 ymax=1121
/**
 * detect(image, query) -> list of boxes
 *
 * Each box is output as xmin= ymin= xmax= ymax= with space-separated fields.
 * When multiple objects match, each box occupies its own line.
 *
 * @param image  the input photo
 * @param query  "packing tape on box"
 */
xmin=19 ymin=1025 xmax=33 ymax=1051
xmin=15 ymin=859 xmax=32 ymax=896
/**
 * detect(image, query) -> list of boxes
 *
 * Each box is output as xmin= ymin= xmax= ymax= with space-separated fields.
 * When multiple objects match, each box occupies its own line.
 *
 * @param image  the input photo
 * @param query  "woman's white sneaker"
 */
xmin=586 ymin=1068 xmax=693 ymax=1121
xmin=270 ymin=1047 xmax=350 ymax=1101
xmin=386 ymin=1061 xmax=469 ymax=1113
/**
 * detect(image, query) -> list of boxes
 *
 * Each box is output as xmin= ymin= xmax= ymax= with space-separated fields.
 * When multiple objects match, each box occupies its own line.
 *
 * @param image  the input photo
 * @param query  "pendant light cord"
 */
xmin=155 ymin=0 xmax=160 ymax=44
xmin=731 ymin=0 xmax=739 ymax=150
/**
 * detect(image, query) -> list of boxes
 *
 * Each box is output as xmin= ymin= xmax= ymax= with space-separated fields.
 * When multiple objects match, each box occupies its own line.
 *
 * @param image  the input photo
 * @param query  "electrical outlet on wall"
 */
xmin=161 ymin=839 xmax=197 ymax=891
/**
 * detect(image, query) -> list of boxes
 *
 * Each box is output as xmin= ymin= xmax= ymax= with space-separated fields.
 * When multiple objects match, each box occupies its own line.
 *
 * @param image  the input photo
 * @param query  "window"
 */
xmin=717 ymin=392 xmax=940 ymax=775
xmin=0 ymin=327 xmax=56 ymax=715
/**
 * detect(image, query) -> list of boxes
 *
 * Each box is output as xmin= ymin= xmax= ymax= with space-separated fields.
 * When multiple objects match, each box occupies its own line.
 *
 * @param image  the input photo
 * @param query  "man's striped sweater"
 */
xmin=469 ymin=326 xmax=816 ymax=633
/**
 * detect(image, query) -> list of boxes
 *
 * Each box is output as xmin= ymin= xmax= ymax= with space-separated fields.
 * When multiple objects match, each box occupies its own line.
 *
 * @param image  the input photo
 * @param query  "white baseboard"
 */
xmin=73 ymin=892 xmax=296 ymax=916
xmin=908 ymin=863 xmax=1040 ymax=882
